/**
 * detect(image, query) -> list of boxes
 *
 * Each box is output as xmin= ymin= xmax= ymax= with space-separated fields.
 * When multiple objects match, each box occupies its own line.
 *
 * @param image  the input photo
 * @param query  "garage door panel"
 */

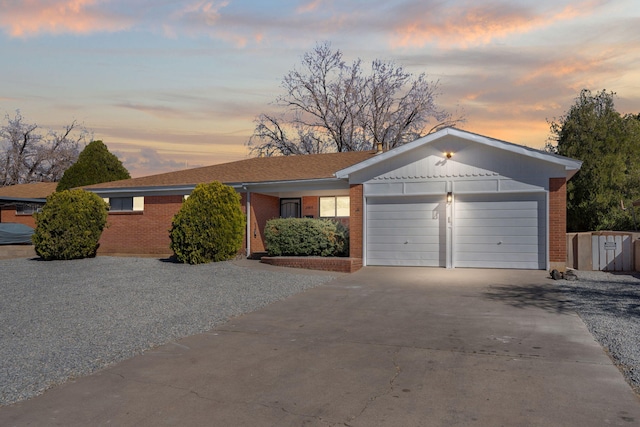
xmin=455 ymin=226 xmax=538 ymax=237
xmin=368 ymin=211 xmax=439 ymax=221
xmin=367 ymin=235 xmax=441 ymax=245
xmin=367 ymin=196 xmax=444 ymax=267
xmin=368 ymin=227 xmax=440 ymax=237
xmin=456 ymin=251 xmax=539 ymax=262
xmin=456 ymin=244 xmax=539 ymax=254
xmin=367 ymin=219 xmax=439 ymax=228
xmin=458 ymin=235 xmax=539 ymax=245
xmin=455 ymin=208 xmax=538 ymax=219
xmin=455 ymin=217 xmax=538 ymax=228
xmin=454 ymin=194 xmax=545 ymax=269
xmin=456 ymin=260 xmax=541 ymax=269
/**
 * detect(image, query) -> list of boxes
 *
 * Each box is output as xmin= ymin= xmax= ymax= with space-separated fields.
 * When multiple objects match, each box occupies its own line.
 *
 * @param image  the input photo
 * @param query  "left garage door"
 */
xmin=366 ymin=196 xmax=445 ymax=267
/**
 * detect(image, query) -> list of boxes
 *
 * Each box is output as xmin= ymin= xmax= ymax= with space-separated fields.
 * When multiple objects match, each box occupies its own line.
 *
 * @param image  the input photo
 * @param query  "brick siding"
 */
xmin=549 ymin=177 xmax=567 ymax=268
xmin=246 ymin=192 xmax=280 ymax=253
xmin=0 ymin=207 xmax=37 ymax=228
xmin=260 ymin=256 xmax=362 ymax=273
xmin=98 ymin=195 xmax=183 ymax=256
xmin=349 ymin=184 xmax=363 ymax=260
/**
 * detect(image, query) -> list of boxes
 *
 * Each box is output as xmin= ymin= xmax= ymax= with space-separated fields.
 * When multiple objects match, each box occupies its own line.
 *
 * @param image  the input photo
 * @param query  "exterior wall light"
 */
xmin=445 ymin=151 xmax=454 ymax=159
xmin=447 ymin=192 xmax=453 ymax=204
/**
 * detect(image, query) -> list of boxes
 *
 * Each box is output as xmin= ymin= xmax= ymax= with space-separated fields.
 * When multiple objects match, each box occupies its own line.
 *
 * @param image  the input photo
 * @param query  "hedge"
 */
xmin=264 ymin=218 xmax=349 ymax=257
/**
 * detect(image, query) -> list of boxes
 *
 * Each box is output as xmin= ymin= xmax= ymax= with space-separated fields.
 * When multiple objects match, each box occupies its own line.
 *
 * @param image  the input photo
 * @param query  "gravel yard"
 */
xmin=0 ymin=257 xmax=338 ymax=406
xmin=1 ymin=258 xmax=639 ymax=407
xmin=556 ymin=270 xmax=640 ymax=394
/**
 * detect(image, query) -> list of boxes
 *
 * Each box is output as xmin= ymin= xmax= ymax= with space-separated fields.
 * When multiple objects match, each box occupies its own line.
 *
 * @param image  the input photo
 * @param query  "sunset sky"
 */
xmin=1 ymin=0 xmax=639 ymax=177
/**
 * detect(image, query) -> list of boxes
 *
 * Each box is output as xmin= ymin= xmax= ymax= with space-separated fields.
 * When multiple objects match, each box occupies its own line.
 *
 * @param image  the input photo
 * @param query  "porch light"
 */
xmin=447 ymin=192 xmax=453 ymax=204
xmin=444 ymin=151 xmax=454 ymax=159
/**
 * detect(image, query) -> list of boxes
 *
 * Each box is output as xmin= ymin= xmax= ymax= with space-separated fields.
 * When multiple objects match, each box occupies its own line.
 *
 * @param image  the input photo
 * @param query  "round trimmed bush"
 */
xmin=32 ymin=189 xmax=109 ymax=260
xmin=169 ymin=181 xmax=245 ymax=264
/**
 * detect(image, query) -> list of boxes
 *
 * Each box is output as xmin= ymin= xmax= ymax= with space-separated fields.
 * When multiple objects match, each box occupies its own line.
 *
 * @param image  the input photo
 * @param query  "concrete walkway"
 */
xmin=2 ymin=266 xmax=639 ymax=426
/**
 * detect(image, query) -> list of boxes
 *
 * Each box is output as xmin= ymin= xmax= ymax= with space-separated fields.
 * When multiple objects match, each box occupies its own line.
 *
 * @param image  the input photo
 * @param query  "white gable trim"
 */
xmin=335 ymin=128 xmax=582 ymax=180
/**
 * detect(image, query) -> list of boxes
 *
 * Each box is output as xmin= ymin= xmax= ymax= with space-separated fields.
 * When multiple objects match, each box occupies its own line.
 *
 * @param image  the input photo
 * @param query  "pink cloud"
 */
xmin=296 ymin=0 xmax=323 ymax=14
xmin=391 ymin=1 xmax=604 ymax=48
xmin=0 ymin=0 xmax=132 ymax=37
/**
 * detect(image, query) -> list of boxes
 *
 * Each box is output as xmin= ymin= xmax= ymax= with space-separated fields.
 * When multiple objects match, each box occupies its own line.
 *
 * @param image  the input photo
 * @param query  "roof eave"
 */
xmin=86 ymin=177 xmax=348 ymax=196
xmin=336 ymin=128 xmax=583 ymax=179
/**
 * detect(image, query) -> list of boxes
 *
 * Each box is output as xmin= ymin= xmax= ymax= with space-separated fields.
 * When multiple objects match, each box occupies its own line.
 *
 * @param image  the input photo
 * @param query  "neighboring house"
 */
xmin=0 ymin=182 xmax=57 ymax=228
xmin=83 ymin=128 xmax=582 ymax=271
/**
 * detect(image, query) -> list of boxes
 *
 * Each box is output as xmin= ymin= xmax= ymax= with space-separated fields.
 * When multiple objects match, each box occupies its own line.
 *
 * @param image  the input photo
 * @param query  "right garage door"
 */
xmin=454 ymin=193 xmax=546 ymax=269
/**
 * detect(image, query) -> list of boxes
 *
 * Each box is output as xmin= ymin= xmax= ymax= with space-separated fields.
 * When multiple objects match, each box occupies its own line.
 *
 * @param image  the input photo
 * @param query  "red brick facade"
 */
xmin=349 ymin=184 xmax=363 ymax=260
xmin=0 ymin=207 xmax=37 ymax=228
xmin=261 ymin=256 xmax=362 ymax=273
xmin=243 ymin=192 xmax=280 ymax=254
xmin=98 ymin=195 xmax=183 ymax=256
xmin=549 ymin=177 xmax=567 ymax=271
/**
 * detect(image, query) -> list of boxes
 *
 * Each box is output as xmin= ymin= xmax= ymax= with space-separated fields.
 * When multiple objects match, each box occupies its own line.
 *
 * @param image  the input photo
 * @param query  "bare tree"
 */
xmin=248 ymin=43 xmax=463 ymax=156
xmin=0 ymin=111 xmax=88 ymax=186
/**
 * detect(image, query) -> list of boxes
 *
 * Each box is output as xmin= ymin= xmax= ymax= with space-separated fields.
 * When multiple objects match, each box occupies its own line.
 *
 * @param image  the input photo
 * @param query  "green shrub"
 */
xmin=264 ymin=218 xmax=349 ymax=257
xmin=57 ymin=140 xmax=131 ymax=191
xmin=32 ymin=189 xmax=109 ymax=260
xmin=169 ymin=181 xmax=245 ymax=264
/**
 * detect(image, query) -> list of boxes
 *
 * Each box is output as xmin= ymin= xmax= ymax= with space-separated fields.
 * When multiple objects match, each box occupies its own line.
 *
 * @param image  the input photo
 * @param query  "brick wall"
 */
xmin=261 ymin=256 xmax=362 ymax=273
xmin=98 ymin=195 xmax=183 ymax=256
xmin=247 ymin=192 xmax=280 ymax=253
xmin=549 ymin=177 xmax=567 ymax=271
xmin=0 ymin=207 xmax=37 ymax=228
xmin=302 ymin=196 xmax=318 ymax=218
xmin=349 ymin=184 xmax=363 ymax=259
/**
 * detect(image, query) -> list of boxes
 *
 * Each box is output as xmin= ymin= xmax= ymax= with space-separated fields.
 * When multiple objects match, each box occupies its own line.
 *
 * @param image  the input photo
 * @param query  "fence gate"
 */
xmin=591 ymin=234 xmax=633 ymax=271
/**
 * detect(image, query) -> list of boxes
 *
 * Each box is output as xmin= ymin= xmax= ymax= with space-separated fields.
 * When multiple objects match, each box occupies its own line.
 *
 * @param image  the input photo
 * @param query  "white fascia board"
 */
xmin=86 ymin=185 xmax=197 ymax=198
xmin=86 ymin=178 xmax=348 ymax=198
xmin=335 ymin=127 xmax=583 ymax=179
xmin=240 ymin=178 xmax=349 ymax=193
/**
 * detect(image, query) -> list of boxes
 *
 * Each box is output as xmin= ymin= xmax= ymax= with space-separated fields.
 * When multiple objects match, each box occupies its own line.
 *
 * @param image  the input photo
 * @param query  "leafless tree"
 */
xmin=248 ymin=43 xmax=463 ymax=156
xmin=0 ymin=111 xmax=88 ymax=186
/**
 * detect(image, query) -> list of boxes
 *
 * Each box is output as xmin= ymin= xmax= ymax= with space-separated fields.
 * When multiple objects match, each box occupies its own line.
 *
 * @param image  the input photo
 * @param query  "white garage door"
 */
xmin=366 ymin=196 xmax=445 ymax=267
xmin=454 ymin=193 xmax=545 ymax=269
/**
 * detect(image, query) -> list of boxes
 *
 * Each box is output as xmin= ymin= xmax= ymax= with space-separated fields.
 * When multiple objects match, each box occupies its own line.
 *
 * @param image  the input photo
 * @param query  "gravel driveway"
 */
xmin=0 ymin=257 xmax=338 ymax=406
xmin=2 ymin=258 xmax=638 ymax=407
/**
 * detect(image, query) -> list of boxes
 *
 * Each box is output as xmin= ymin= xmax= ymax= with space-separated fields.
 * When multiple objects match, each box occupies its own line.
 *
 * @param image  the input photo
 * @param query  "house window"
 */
xmin=109 ymin=197 xmax=134 ymax=211
xmin=280 ymin=198 xmax=301 ymax=218
xmin=104 ymin=196 xmax=144 ymax=212
xmin=320 ymin=196 xmax=350 ymax=218
xmin=16 ymin=204 xmax=42 ymax=215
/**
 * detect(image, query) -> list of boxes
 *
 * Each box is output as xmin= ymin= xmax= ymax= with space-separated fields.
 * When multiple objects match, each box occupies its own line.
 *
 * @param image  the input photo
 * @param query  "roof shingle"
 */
xmin=84 ymin=151 xmax=376 ymax=189
xmin=0 ymin=182 xmax=58 ymax=199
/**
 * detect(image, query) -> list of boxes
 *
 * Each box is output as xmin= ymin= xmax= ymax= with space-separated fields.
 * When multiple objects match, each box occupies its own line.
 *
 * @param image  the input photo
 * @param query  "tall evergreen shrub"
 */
xmin=32 ymin=189 xmax=109 ymax=260
xmin=169 ymin=181 xmax=245 ymax=264
xmin=56 ymin=140 xmax=130 ymax=191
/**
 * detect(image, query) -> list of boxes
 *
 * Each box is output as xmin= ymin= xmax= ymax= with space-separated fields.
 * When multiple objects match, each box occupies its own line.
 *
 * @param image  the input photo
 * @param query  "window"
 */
xmin=16 ymin=204 xmax=42 ymax=215
xmin=280 ymin=198 xmax=301 ymax=218
xmin=109 ymin=197 xmax=133 ymax=211
xmin=105 ymin=196 xmax=144 ymax=212
xmin=320 ymin=196 xmax=350 ymax=217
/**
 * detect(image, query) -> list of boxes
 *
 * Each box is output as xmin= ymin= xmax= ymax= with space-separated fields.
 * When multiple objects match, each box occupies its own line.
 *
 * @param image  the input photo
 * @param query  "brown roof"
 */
xmin=84 ymin=151 xmax=377 ymax=189
xmin=0 ymin=182 xmax=58 ymax=199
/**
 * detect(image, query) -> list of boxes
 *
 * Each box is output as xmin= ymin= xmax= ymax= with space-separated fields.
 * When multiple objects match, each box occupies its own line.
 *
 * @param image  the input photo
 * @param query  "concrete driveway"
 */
xmin=1 ymin=266 xmax=639 ymax=426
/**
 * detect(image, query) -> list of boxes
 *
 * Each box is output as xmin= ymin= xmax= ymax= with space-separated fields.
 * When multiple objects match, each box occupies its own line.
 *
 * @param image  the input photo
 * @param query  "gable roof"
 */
xmin=84 ymin=150 xmax=377 ymax=191
xmin=0 ymin=182 xmax=57 ymax=203
xmin=336 ymin=127 xmax=582 ymax=179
